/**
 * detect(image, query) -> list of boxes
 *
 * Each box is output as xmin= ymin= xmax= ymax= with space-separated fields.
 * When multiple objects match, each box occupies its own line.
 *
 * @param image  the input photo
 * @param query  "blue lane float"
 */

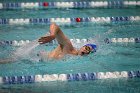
xmin=0 ymin=1 xmax=140 ymax=9
xmin=104 ymin=37 xmax=140 ymax=44
xmin=0 ymin=70 xmax=140 ymax=84
xmin=0 ymin=19 xmax=9 ymax=24
xmin=0 ymin=16 xmax=140 ymax=25
xmin=3 ymin=75 xmax=35 ymax=84
xmin=0 ymin=38 xmax=140 ymax=47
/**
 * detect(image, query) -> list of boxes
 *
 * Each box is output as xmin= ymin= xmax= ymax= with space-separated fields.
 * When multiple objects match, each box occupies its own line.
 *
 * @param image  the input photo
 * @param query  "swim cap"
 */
xmin=84 ymin=44 xmax=97 ymax=52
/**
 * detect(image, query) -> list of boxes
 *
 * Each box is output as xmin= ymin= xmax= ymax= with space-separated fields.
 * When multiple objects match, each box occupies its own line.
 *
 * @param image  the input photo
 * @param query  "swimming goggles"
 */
xmin=81 ymin=46 xmax=92 ymax=55
xmin=84 ymin=45 xmax=96 ymax=54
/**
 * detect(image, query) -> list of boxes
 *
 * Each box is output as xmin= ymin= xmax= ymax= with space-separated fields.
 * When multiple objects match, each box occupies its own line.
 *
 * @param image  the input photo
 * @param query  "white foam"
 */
xmin=0 ymin=3 xmax=3 ymax=9
xmin=0 ymin=77 xmax=3 ymax=83
xmin=13 ymin=40 xmax=39 ymax=59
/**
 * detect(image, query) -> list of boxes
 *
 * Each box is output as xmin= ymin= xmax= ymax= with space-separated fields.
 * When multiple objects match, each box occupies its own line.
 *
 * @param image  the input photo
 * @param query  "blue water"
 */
xmin=0 ymin=0 xmax=140 ymax=93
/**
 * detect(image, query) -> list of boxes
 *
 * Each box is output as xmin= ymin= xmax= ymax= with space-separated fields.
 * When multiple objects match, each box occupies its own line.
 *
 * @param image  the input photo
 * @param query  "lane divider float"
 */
xmin=0 ymin=16 xmax=140 ymax=25
xmin=0 ymin=70 xmax=140 ymax=84
xmin=104 ymin=37 xmax=140 ymax=44
xmin=0 ymin=38 xmax=139 ymax=47
xmin=0 ymin=1 xmax=140 ymax=9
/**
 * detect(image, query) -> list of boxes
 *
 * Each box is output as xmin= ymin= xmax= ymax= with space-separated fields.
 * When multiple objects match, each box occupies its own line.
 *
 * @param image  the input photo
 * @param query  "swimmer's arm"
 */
xmin=38 ymin=23 xmax=58 ymax=44
xmin=38 ymin=35 xmax=55 ymax=44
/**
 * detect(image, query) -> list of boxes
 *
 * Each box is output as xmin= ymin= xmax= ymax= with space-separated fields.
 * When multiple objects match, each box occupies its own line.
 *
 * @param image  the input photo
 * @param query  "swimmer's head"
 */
xmin=78 ymin=44 xmax=97 ymax=56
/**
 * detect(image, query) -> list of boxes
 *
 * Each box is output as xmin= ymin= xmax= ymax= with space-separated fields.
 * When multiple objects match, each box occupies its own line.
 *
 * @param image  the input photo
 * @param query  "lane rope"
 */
xmin=0 ymin=16 xmax=140 ymax=25
xmin=0 ymin=38 xmax=140 ymax=47
xmin=0 ymin=1 xmax=140 ymax=9
xmin=0 ymin=70 xmax=139 ymax=84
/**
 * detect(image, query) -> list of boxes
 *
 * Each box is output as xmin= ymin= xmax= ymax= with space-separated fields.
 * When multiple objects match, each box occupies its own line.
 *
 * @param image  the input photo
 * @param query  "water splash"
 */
xmin=12 ymin=40 xmax=39 ymax=60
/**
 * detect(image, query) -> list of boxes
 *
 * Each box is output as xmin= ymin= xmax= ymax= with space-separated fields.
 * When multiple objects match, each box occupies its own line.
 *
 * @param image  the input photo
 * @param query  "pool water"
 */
xmin=0 ymin=0 xmax=140 ymax=93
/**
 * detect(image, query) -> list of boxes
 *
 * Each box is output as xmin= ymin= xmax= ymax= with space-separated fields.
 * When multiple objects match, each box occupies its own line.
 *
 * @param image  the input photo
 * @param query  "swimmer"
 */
xmin=0 ymin=23 xmax=97 ymax=63
xmin=38 ymin=23 xmax=97 ymax=59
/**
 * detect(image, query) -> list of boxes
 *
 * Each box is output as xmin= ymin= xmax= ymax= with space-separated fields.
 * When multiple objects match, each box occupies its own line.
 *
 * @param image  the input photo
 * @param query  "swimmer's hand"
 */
xmin=38 ymin=35 xmax=55 ymax=44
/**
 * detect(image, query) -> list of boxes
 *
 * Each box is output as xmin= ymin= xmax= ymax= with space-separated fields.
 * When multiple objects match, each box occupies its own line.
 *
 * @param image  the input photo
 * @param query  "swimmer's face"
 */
xmin=78 ymin=46 xmax=92 ymax=56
